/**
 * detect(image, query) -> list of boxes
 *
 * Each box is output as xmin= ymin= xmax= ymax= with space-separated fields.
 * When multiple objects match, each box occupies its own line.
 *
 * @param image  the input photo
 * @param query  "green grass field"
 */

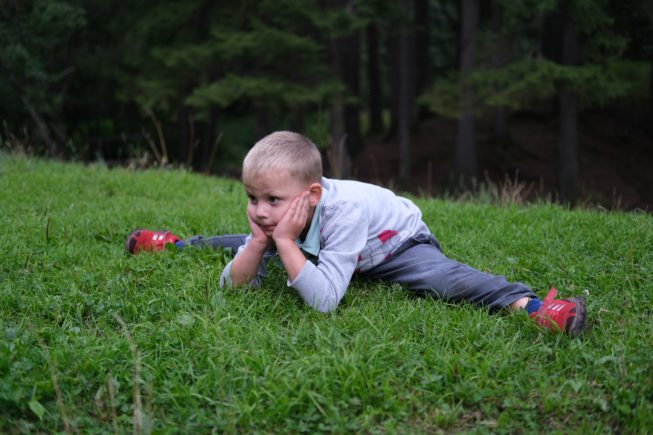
xmin=1 ymin=154 xmax=652 ymax=433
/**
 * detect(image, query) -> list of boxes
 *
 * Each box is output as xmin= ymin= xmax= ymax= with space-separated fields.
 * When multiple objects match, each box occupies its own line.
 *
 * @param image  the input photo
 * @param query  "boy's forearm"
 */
xmin=274 ymin=238 xmax=306 ymax=282
xmin=229 ymin=240 xmax=269 ymax=286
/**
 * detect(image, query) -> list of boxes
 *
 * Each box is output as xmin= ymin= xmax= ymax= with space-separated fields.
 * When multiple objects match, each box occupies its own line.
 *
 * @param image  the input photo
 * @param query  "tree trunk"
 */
xmin=398 ymin=0 xmax=414 ymax=188
xmin=327 ymin=0 xmax=362 ymax=168
xmin=196 ymin=106 xmax=217 ymax=172
xmin=455 ymin=0 xmax=479 ymax=184
xmin=341 ymin=29 xmax=362 ymax=159
xmin=256 ymin=106 xmax=270 ymax=139
xmin=21 ymin=95 xmax=59 ymax=157
xmin=558 ymin=0 xmax=579 ymax=204
xmin=414 ymin=0 xmax=430 ymax=120
xmin=341 ymin=30 xmax=363 ymax=158
xmin=650 ymin=57 xmax=653 ymax=118
xmin=328 ymin=5 xmax=350 ymax=179
xmin=388 ymin=36 xmax=400 ymax=136
xmin=291 ymin=107 xmax=305 ymax=132
xmin=491 ymin=0 xmax=509 ymax=155
xmin=366 ymin=22 xmax=383 ymax=133
xmin=180 ymin=106 xmax=194 ymax=167
xmin=329 ymin=102 xmax=350 ymax=179
xmin=559 ymin=89 xmax=578 ymax=203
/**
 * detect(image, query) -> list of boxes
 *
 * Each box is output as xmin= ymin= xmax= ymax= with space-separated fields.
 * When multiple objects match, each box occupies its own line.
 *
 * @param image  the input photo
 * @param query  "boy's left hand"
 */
xmin=273 ymin=191 xmax=310 ymax=242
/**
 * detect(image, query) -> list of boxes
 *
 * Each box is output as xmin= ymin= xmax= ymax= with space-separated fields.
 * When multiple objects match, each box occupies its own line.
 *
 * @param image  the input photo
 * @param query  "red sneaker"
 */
xmin=125 ymin=229 xmax=181 ymax=254
xmin=530 ymin=288 xmax=587 ymax=337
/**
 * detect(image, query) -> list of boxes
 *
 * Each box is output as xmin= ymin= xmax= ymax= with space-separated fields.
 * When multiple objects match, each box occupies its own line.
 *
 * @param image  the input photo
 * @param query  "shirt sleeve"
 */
xmin=288 ymin=201 xmax=368 ymax=312
xmin=219 ymin=234 xmax=275 ymax=288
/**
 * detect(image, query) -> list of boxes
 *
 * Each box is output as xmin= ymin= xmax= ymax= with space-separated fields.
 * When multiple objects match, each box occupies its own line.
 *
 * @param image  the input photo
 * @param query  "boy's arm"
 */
xmin=272 ymin=193 xmax=368 ymax=312
xmin=229 ymin=238 xmax=270 ymax=285
xmin=224 ymin=213 xmax=273 ymax=287
xmin=272 ymin=192 xmax=310 ymax=282
xmin=219 ymin=235 xmax=274 ymax=288
xmin=289 ymin=201 xmax=368 ymax=312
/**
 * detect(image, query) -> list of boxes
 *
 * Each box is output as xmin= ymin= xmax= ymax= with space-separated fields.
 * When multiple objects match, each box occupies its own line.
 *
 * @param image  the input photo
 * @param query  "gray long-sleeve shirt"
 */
xmin=220 ymin=177 xmax=430 ymax=312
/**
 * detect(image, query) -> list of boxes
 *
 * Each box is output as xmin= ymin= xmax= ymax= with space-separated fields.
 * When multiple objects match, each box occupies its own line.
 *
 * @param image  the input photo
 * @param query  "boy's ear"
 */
xmin=308 ymin=182 xmax=322 ymax=207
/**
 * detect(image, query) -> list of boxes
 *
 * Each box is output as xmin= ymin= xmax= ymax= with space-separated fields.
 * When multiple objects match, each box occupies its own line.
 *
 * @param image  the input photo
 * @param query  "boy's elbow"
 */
xmin=291 ymin=271 xmax=346 ymax=313
xmin=314 ymin=303 xmax=337 ymax=313
xmin=219 ymin=273 xmax=231 ymax=288
xmin=308 ymin=292 xmax=341 ymax=313
xmin=219 ymin=266 xmax=260 ymax=288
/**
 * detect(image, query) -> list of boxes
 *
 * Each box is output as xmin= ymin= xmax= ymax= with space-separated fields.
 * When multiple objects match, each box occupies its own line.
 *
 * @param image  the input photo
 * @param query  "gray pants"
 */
xmin=186 ymin=233 xmax=534 ymax=310
xmin=186 ymin=234 xmax=247 ymax=253
xmin=359 ymin=234 xmax=534 ymax=309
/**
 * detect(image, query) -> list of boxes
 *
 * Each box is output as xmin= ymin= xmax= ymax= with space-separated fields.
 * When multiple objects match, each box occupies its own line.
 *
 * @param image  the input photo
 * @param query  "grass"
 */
xmin=1 ymin=153 xmax=652 ymax=433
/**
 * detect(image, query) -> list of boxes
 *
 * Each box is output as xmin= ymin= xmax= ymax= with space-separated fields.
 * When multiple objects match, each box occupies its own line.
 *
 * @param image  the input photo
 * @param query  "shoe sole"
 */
xmin=125 ymin=229 xmax=142 ymax=255
xmin=565 ymin=297 xmax=587 ymax=337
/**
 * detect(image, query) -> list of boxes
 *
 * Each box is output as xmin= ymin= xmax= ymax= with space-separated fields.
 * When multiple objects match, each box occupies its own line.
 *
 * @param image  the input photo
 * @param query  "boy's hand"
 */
xmin=230 ymin=213 xmax=271 ymax=286
xmin=273 ymin=191 xmax=310 ymax=243
xmin=247 ymin=212 xmax=272 ymax=251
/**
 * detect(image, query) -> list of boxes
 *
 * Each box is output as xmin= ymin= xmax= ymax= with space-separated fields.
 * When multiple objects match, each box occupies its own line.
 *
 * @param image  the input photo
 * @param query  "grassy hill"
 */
xmin=1 ymin=154 xmax=651 ymax=432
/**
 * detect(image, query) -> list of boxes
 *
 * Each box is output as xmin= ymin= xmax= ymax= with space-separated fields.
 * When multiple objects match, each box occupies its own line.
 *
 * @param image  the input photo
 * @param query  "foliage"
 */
xmin=0 ymin=0 xmax=86 ymax=144
xmin=420 ymin=59 xmax=649 ymax=117
xmin=121 ymin=0 xmax=342 ymax=116
xmin=419 ymin=0 xmax=649 ymax=118
xmin=1 ymin=155 xmax=652 ymax=432
xmin=0 ymin=0 xmax=85 ymax=99
xmin=0 ymin=0 xmax=650 ymax=165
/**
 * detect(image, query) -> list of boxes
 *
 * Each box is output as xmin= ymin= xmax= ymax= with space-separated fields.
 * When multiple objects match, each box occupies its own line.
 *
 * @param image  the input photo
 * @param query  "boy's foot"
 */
xmin=125 ymin=229 xmax=181 ymax=254
xmin=530 ymin=288 xmax=587 ymax=337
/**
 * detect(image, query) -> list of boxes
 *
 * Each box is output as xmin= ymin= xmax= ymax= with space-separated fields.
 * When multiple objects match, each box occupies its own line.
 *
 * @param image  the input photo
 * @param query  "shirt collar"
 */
xmin=296 ymin=183 xmax=328 ymax=257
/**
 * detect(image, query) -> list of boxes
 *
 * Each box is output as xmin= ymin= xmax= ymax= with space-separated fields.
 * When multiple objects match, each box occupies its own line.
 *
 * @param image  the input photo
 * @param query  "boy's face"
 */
xmin=244 ymin=170 xmax=316 ymax=237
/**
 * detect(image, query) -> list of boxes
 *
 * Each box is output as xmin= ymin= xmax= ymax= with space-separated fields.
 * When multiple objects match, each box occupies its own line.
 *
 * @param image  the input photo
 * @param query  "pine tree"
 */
xmin=111 ymin=0 xmax=341 ymax=171
xmin=0 ymin=0 xmax=86 ymax=155
xmin=419 ymin=0 xmax=645 ymax=200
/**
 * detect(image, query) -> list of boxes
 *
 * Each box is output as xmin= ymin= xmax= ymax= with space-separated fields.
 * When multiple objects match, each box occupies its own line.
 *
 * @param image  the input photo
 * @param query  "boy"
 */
xmin=127 ymin=131 xmax=587 ymax=336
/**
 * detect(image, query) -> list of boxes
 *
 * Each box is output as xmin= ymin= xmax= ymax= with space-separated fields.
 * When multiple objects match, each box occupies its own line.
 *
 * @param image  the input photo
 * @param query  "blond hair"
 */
xmin=242 ymin=131 xmax=322 ymax=185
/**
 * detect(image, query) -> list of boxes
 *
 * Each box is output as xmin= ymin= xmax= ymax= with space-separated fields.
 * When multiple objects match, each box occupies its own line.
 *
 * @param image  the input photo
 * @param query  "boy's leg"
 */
xmin=126 ymin=230 xmax=247 ymax=256
xmin=184 ymin=234 xmax=247 ymax=255
xmin=361 ymin=234 xmax=535 ymax=310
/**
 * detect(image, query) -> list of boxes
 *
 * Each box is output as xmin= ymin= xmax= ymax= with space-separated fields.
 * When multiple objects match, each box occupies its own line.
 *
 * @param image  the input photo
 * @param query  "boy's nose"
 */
xmin=255 ymin=204 xmax=269 ymax=220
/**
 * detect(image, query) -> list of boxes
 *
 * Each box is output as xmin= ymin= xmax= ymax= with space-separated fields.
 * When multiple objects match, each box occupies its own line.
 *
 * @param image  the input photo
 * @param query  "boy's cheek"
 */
xmin=246 ymin=207 xmax=258 ymax=223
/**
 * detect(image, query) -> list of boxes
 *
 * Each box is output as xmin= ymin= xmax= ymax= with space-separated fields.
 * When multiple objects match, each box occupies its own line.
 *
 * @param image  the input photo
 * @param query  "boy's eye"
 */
xmin=247 ymin=195 xmax=257 ymax=204
xmin=269 ymin=197 xmax=279 ymax=204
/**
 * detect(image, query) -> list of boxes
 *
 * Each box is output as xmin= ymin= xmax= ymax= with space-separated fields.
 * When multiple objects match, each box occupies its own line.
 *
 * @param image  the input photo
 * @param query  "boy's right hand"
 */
xmin=246 ymin=212 xmax=272 ymax=251
xmin=229 ymin=212 xmax=271 ymax=287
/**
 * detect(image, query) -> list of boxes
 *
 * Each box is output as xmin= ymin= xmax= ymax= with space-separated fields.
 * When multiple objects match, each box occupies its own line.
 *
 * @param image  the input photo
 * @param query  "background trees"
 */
xmin=1 ymin=0 xmax=650 ymax=205
xmin=0 ymin=0 xmax=85 ymax=156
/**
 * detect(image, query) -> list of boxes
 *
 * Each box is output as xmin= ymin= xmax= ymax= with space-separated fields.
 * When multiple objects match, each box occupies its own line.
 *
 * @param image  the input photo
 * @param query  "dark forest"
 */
xmin=1 ymin=0 xmax=652 ymax=209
